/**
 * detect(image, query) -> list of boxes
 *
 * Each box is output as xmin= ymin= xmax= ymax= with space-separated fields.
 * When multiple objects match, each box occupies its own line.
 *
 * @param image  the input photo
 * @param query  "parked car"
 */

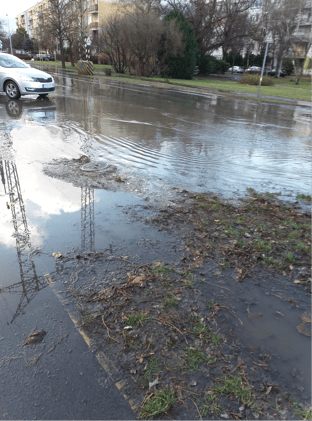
xmin=228 ymin=66 xmax=244 ymax=73
xmin=49 ymin=54 xmax=55 ymax=61
xmin=33 ymin=53 xmax=49 ymax=61
xmin=245 ymin=66 xmax=261 ymax=72
xmin=0 ymin=53 xmax=55 ymax=99
xmin=267 ymin=68 xmax=287 ymax=77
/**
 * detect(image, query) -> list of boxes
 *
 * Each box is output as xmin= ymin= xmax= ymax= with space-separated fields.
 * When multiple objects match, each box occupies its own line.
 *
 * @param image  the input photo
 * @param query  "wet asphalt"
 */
xmin=0 ymin=70 xmax=311 ymax=419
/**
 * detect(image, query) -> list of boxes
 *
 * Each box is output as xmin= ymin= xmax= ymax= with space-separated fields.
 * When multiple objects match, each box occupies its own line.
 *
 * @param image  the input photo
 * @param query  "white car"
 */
xmin=245 ymin=66 xmax=261 ymax=72
xmin=0 ymin=53 xmax=55 ymax=100
xmin=228 ymin=66 xmax=244 ymax=73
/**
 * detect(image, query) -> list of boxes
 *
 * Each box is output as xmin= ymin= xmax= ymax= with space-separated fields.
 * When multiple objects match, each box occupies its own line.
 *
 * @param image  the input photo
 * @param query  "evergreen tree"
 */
xmin=23 ymin=37 xmax=34 ymax=52
xmin=164 ymin=11 xmax=197 ymax=80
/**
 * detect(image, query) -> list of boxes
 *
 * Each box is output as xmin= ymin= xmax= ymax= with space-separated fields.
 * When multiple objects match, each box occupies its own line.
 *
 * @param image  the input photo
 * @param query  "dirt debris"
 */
xmin=48 ymin=189 xmax=311 ymax=420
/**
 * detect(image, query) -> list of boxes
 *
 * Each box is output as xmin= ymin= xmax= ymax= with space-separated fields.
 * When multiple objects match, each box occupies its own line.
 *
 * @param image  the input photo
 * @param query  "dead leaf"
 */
xmin=176 ymin=386 xmax=183 ymax=400
xmin=190 ymin=259 xmax=204 ymax=268
xmin=297 ymin=324 xmax=311 ymax=336
xmin=293 ymin=280 xmax=301 ymax=284
xmin=23 ymin=330 xmax=46 ymax=346
xmin=289 ymin=265 xmax=294 ymax=270
xmin=130 ymin=276 xmax=145 ymax=286
xmin=301 ymin=312 xmax=311 ymax=324
xmin=265 ymin=386 xmax=272 ymax=395
xmin=52 ymin=252 xmax=62 ymax=259
xmin=287 ymin=299 xmax=297 ymax=307
xmin=296 ymin=312 xmax=311 ymax=337
xmin=214 ymin=270 xmax=222 ymax=276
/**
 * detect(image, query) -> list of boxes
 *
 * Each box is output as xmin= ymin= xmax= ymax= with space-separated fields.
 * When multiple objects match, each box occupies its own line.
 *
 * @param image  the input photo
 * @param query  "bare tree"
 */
xmin=159 ymin=0 xmax=252 ymax=55
xmin=99 ymin=14 xmax=131 ymax=73
xmin=259 ymin=0 xmax=309 ymax=79
xmin=42 ymin=0 xmax=79 ymax=68
xmin=100 ymin=2 xmax=183 ymax=77
xmin=123 ymin=11 xmax=164 ymax=76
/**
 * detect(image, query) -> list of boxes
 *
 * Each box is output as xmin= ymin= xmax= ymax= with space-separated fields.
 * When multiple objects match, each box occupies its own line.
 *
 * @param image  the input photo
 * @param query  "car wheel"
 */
xmin=5 ymin=81 xmax=21 ymax=100
xmin=6 ymin=100 xmax=22 ymax=118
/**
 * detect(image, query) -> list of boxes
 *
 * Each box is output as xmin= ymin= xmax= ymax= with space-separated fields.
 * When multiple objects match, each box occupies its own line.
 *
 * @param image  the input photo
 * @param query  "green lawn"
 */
xmin=29 ymin=61 xmax=311 ymax=102
xmin=29 ymin=60 xmax=111 ymax=72
xmin=151 ymin=76 xmax=311 ymax=102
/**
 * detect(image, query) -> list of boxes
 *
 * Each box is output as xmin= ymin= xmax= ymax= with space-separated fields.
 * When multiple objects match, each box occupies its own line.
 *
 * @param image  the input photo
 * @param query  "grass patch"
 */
xmin=151 ymin=265 xmax=173 ymax=276
xmin=151 ymin=75 xmax=311 ymax=101
xmin=29 ymin=60 xmax=113 ymax=73
xmin=283 ymin=253 xmax=298 ymax=263
xmin=124 ymin=312 xmax=149 ymax=328
xmin=138 ymin=356 xmax=161 ymax=388
xmin=82 ymin=315 xmax=95 ymax=325
xmin=296 ymin=194 xmax=311 ymax=201
xmin=292 ymin=242 xmax=310 ymax=253
xmin=180 ymin=270 xmax=194 ymax=279
xmin=263 ymin=257 xmax=279 ymax=265
xmin=139 ymin=388 xmax=175 ymax=419
xmin=213 ymin=375 xmax=254 ymax=405
xmin=164 ymin=292 xmax=179 ymax=307
xmin=182 ymin=347 xmax=216 ymax=371
xmin=189 ymin=315 xmax=220 ymax=344
xmin=253 ymin=239 xmax=272 ymax=252
xmin=289 ymin=399 xmax=312 ymax=420
xmin=235 ymin=239 xmax=244 ymax=248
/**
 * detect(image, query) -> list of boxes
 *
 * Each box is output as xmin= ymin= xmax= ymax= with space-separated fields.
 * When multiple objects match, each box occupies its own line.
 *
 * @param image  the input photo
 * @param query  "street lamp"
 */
xmin=6 ymin=14 xmax=13 ymax=55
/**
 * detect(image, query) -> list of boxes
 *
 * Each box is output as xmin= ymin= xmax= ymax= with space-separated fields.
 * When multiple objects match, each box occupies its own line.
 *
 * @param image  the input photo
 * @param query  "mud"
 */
xmin=47 ymin=190 xmax=311 ymax=420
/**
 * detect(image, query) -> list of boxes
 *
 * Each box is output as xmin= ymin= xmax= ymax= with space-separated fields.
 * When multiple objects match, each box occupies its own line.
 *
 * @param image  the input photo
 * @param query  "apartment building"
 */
xmin=16 ymin=0 xmax=121 ymax=44
xmin=16 ymin=0 xmax=49 ymax=40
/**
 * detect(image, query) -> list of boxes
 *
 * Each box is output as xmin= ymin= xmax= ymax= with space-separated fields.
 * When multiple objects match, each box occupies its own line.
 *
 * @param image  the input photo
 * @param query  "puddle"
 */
xmin=199 ymin=271 xmax=311 ymax=401
xmin=0 ymin=74 xmax=310 ymax=416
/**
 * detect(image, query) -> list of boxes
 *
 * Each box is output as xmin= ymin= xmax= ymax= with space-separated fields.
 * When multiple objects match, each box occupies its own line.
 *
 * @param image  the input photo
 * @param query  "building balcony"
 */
xmin=90 ymin=4 xmax=98 ymax=13
xmin=88 ymin=22 xmax=99 ymax=29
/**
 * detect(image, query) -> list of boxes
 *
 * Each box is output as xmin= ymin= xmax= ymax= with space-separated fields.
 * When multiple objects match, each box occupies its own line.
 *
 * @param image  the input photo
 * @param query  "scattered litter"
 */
xmin=149 ymin=379 xmax=159 ymax=389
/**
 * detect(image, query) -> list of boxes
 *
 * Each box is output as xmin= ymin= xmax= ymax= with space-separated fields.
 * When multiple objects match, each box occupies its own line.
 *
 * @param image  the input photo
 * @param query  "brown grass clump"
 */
xmin=238 ymin=74 xmax=274 ymax=86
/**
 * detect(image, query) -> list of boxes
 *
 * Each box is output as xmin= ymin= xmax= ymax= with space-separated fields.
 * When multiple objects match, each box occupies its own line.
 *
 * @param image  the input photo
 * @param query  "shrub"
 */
xmin=238 ymin=74 xmax=274 ymax=86
xmin=246 ymin=70 xmax=261 ymax=75
xmin=283 ymin=58 xmax=294 ymax=75
xmin=197 ymin=54 xmax=230 ymax=75
xmin=197 ymin=54 xmax=216 ymax=75
xmin=164 ymin=11 xmax=197 ymax=80
xmin=214 ymin=59 xmax=230 ymax=74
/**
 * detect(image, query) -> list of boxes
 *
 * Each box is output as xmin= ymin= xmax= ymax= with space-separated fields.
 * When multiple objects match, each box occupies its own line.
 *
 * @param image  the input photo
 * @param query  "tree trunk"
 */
xmin=60 ymin=38 xmax=66 ymax=68
xmin=69 ymin=42 xmax=75 ymax=66
xmin=293 ymin=58 xmax=303 ymax=85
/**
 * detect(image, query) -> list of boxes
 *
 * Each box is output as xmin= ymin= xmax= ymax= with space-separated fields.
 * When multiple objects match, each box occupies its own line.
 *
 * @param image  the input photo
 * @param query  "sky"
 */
xmin=1 ymin=0 xmax=39 ymax=34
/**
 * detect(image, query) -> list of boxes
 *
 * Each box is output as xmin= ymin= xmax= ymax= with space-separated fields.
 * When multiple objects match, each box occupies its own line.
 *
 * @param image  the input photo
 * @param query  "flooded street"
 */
xmin=0 ymin=71 xmax=311 ymax=419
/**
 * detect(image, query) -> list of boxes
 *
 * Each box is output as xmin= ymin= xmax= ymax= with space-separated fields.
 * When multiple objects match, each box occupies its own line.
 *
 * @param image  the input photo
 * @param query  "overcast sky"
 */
xmin=1 ymin=0 xmax=39 ymax=33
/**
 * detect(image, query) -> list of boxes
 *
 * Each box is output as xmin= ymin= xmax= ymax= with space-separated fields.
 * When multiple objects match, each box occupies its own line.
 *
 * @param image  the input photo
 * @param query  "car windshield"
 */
xmin=0 ymin=55 xmax=29 ymax=68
